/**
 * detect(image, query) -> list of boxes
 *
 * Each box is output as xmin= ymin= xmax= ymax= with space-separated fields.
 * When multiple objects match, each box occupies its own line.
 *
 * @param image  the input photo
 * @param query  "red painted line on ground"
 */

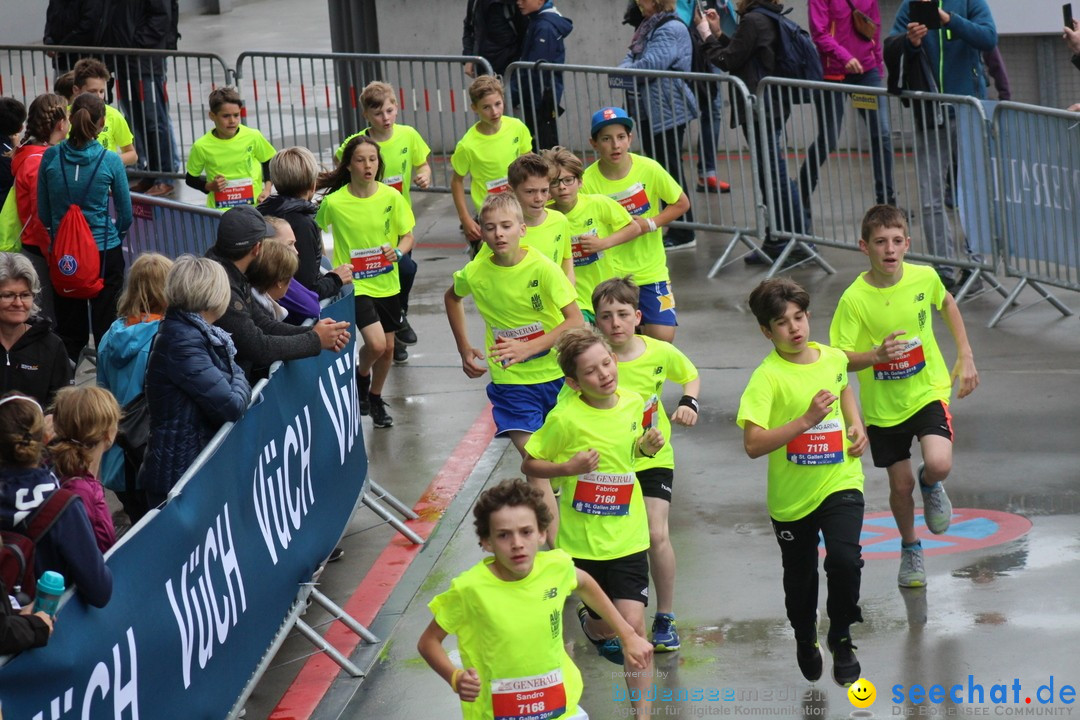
xmin=269 ymin=405 xmax=496 ymax=720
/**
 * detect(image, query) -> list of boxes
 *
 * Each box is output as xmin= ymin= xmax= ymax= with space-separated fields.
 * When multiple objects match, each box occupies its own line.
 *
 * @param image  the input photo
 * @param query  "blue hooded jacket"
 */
xmin=889 ymin=0 xmax=997 ymax=99
xmin=512 ymin=1 xmax=573 ymax=107
xmin=96 ymin=316 xmax=161 ymax=492
xmin=36 ymin=139 xmax=132 ymax=252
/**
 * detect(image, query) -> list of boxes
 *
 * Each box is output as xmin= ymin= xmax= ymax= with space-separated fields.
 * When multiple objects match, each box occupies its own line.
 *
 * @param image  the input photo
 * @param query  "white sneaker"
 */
xmin=919 ymin=463 xmax=953 ymax=534
xmin=898 ymin=544 xmax=927 ymax=588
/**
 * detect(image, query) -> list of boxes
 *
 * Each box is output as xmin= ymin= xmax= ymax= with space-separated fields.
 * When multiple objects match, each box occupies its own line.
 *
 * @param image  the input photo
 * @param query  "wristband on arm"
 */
xmin=678 ymin=395 xmax=700 ymax=414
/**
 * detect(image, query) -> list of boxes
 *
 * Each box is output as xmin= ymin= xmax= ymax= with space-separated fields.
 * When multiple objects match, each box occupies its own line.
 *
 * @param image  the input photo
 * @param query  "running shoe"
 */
xmin=370 ymin=395 xmax=393 ymax=428
xmin=651 ymin=612 xmax=680 ymax=652
xmin=827 ymin=636 xmax=860 ymax=687
xmin=796 ymin=639 xmax=823 ymax=682
xmin=898 ymin=543 xmax=927 ymax=588
xmin=577 ymin=604 xmax=624 ymax=665
xmin=919 ymin=463 xmax=953 ymax=534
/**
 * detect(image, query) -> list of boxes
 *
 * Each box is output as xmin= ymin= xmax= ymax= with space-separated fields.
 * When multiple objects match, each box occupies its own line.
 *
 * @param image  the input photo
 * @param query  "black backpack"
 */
xmin=751 ymin=6 xmax=824 ymax=83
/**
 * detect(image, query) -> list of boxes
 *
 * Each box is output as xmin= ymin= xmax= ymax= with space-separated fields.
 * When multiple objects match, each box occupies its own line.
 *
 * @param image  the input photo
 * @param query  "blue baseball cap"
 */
xmin=590 ymin=106 xmax=634 ymax=137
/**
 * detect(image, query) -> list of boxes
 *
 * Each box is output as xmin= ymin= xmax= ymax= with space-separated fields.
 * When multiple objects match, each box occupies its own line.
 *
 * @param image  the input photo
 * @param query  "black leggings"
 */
xmin=53 ymin=245 xmax=126 ymax=362
xmin=771 ymin=489 xmax=864 ymax=643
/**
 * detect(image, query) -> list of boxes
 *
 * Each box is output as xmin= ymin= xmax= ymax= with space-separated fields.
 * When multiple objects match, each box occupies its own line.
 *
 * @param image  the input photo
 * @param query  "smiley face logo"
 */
xmin=848 ymin=678 xmax=876 ymax=708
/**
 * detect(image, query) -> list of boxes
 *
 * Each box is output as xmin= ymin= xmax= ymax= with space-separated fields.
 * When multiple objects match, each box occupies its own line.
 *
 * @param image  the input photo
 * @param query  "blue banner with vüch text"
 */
xmin=0 ymin=294 xmax=365 ymax=719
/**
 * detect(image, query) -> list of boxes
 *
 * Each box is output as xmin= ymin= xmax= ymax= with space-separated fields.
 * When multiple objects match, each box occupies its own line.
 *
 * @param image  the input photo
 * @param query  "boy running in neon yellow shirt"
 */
xmin=451 ymin=76 xmax=533 ymax=255
xmin=543 ymin=146 xmax=641 ymax=323
xmin=581 ymin=107 xmax=689 ymax=344
xmin=737 ymin=278 xmax=867 ymax=688
xmin=418 ymin=478 xmax=651 ymax=720
xmin=70 ymin=59 xmax=137 ymax=167
xmin=829 ymin=205 xmax=979 ymax=589
xmin=185 ymin=86 xmax=276 ymax=208
xmin=335 ymin=81 xmax=433 ymax=360
xmin=592 ymin=276 xmax=700 ymax=654
xmin=475 ymin=153 xmax=573 ymax=279
xmin=523 ymin=327 xmax=663 ymax=717
xmin=445 ymin=192 xmax=582 ymax=538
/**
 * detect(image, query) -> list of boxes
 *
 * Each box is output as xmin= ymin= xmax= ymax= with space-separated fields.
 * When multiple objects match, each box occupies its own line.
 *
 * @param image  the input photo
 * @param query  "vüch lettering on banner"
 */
xmin=321 ymin=353 xmax=361 ymax=465
xmin=29 ymin=628 xmax=139 ymax=720
xmin=254 ymin=407 xmax=314 ymax=565
xmin=165 ymin=504 xmax=247 ymax=690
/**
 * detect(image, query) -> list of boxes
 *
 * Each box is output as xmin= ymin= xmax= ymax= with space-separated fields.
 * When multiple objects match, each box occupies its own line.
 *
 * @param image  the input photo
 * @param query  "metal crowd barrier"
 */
xmin=233 ymin=52 xmax=491 ymax=191
xmin=505 ymin=61 xmax=765 ymax=277
xmin=756 ymin=78 xmax=1006 ymax=290
xmin=0 ymin=44 xmax=233 ymax=181
xmin=122 ymin=193 xmax=222 ymax=259
xmin=987 ymin=101 xmax=1077 ymax=326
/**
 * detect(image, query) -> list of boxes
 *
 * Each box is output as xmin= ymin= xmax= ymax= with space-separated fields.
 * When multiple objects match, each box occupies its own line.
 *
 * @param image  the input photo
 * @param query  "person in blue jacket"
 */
xmin=139 ymin=256 xmax=251 ymax=509
xmin=96 ymin=253 xmax=173 ymax=524
xmin=36 ymin=92 xmax=132 ymax=363
xmin=512 ymin=0 xmax=573 ymax=153
xmin=0 ymin=393 xmax=112 ymax=608
xmin=621 ymin=0 xmax=699 ymax=250
xmin=888 ymin=0 xmax=997 ymax=291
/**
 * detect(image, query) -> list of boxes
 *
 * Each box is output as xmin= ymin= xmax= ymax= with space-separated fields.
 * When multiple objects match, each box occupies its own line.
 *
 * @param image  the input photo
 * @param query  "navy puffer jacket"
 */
xmin=139 ymin=309 xmax=251 ymax=498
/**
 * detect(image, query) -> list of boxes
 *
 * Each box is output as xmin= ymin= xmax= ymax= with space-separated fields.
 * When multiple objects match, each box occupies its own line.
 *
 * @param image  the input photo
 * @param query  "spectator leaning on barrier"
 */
xmin=699 ymin=0 xmax=809 ymax=263
xmin=0 ymin=393 xmax=113 ymax=609
xmin=886 ymin=0 xmax=996 ymax=292
xmin=258 ymin=147 xmax=351 ymax=303
xmin=621 ymin=0 xmax=699 ymax=251
xmin=207 ymin=205 xmax=350 ymax=382
xmin=95 ymin=252 xmax=173 ymax=524
xmin=139 ymin=256 xmax=251 ymax=509
xmin=798 ymin=0 xmax=898 ymax=222
xmin=463 ymin=0 xmax=528 ymax=77
xmin=511 ymin=0 xmax=573 ymax=153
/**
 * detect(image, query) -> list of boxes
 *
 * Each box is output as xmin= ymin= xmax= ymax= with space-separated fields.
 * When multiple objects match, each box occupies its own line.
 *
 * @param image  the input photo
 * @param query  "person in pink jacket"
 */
xmin=797 ymin=0 xmax=897 ymax=223
xmin=48 ymin=386 xmax=121 ymax=553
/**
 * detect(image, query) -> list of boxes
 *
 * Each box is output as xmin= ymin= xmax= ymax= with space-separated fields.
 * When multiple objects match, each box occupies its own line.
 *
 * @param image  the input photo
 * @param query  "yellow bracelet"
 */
xmin=451 ymin=668 xmax=463 ymax=693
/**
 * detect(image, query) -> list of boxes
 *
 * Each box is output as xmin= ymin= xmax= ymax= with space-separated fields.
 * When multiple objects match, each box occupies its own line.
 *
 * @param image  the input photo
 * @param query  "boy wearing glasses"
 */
xmin=543 ymin=146 xmax=642 ymax=323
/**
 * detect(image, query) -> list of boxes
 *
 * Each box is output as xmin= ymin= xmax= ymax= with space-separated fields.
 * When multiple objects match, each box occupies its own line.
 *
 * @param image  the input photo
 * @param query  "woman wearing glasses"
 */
xmin=0 ymin=252 xmax=72 ymax=405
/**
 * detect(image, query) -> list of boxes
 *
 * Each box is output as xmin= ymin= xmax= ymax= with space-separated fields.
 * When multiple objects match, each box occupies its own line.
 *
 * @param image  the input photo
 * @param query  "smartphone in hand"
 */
xmin=910 ymin=0 xmax=942 ymax=30
xmin=1065 ymin=3 xmax=1075 ymax=30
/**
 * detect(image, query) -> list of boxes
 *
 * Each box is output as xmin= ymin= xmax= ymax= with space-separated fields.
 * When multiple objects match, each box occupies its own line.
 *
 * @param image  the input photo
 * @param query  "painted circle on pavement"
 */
xmin=819 ymin=508 xmax=1032 ymax=559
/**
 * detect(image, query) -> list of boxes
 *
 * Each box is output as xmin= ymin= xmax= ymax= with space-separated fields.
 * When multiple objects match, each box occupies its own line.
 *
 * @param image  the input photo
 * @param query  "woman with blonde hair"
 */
xmin=140 ymin=256 xmax=251 ymax=508
xmin=95 ymin=252 xmax=173 ymax=523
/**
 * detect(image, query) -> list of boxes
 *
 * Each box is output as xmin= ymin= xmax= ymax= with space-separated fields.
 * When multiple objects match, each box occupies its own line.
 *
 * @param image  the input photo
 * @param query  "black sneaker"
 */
xmin=370 ymin=395 xmax=393 ymax=428
xmin=827 ymin=636 xmax=861 ymax=687
xmin=357 ymin=372 xmax=371 ymax=416
xmin=326 ymin=546 xmax=345 ymax=562
xmin=393 ymin=338 xmax=409 ymax=365
xmin=744 ymin=249 xmax=774 ymax=266
xmin=796 ymin=640 xmax=823 ymax=682
xmin=397 ymin=318 xmax=418 ymax=346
